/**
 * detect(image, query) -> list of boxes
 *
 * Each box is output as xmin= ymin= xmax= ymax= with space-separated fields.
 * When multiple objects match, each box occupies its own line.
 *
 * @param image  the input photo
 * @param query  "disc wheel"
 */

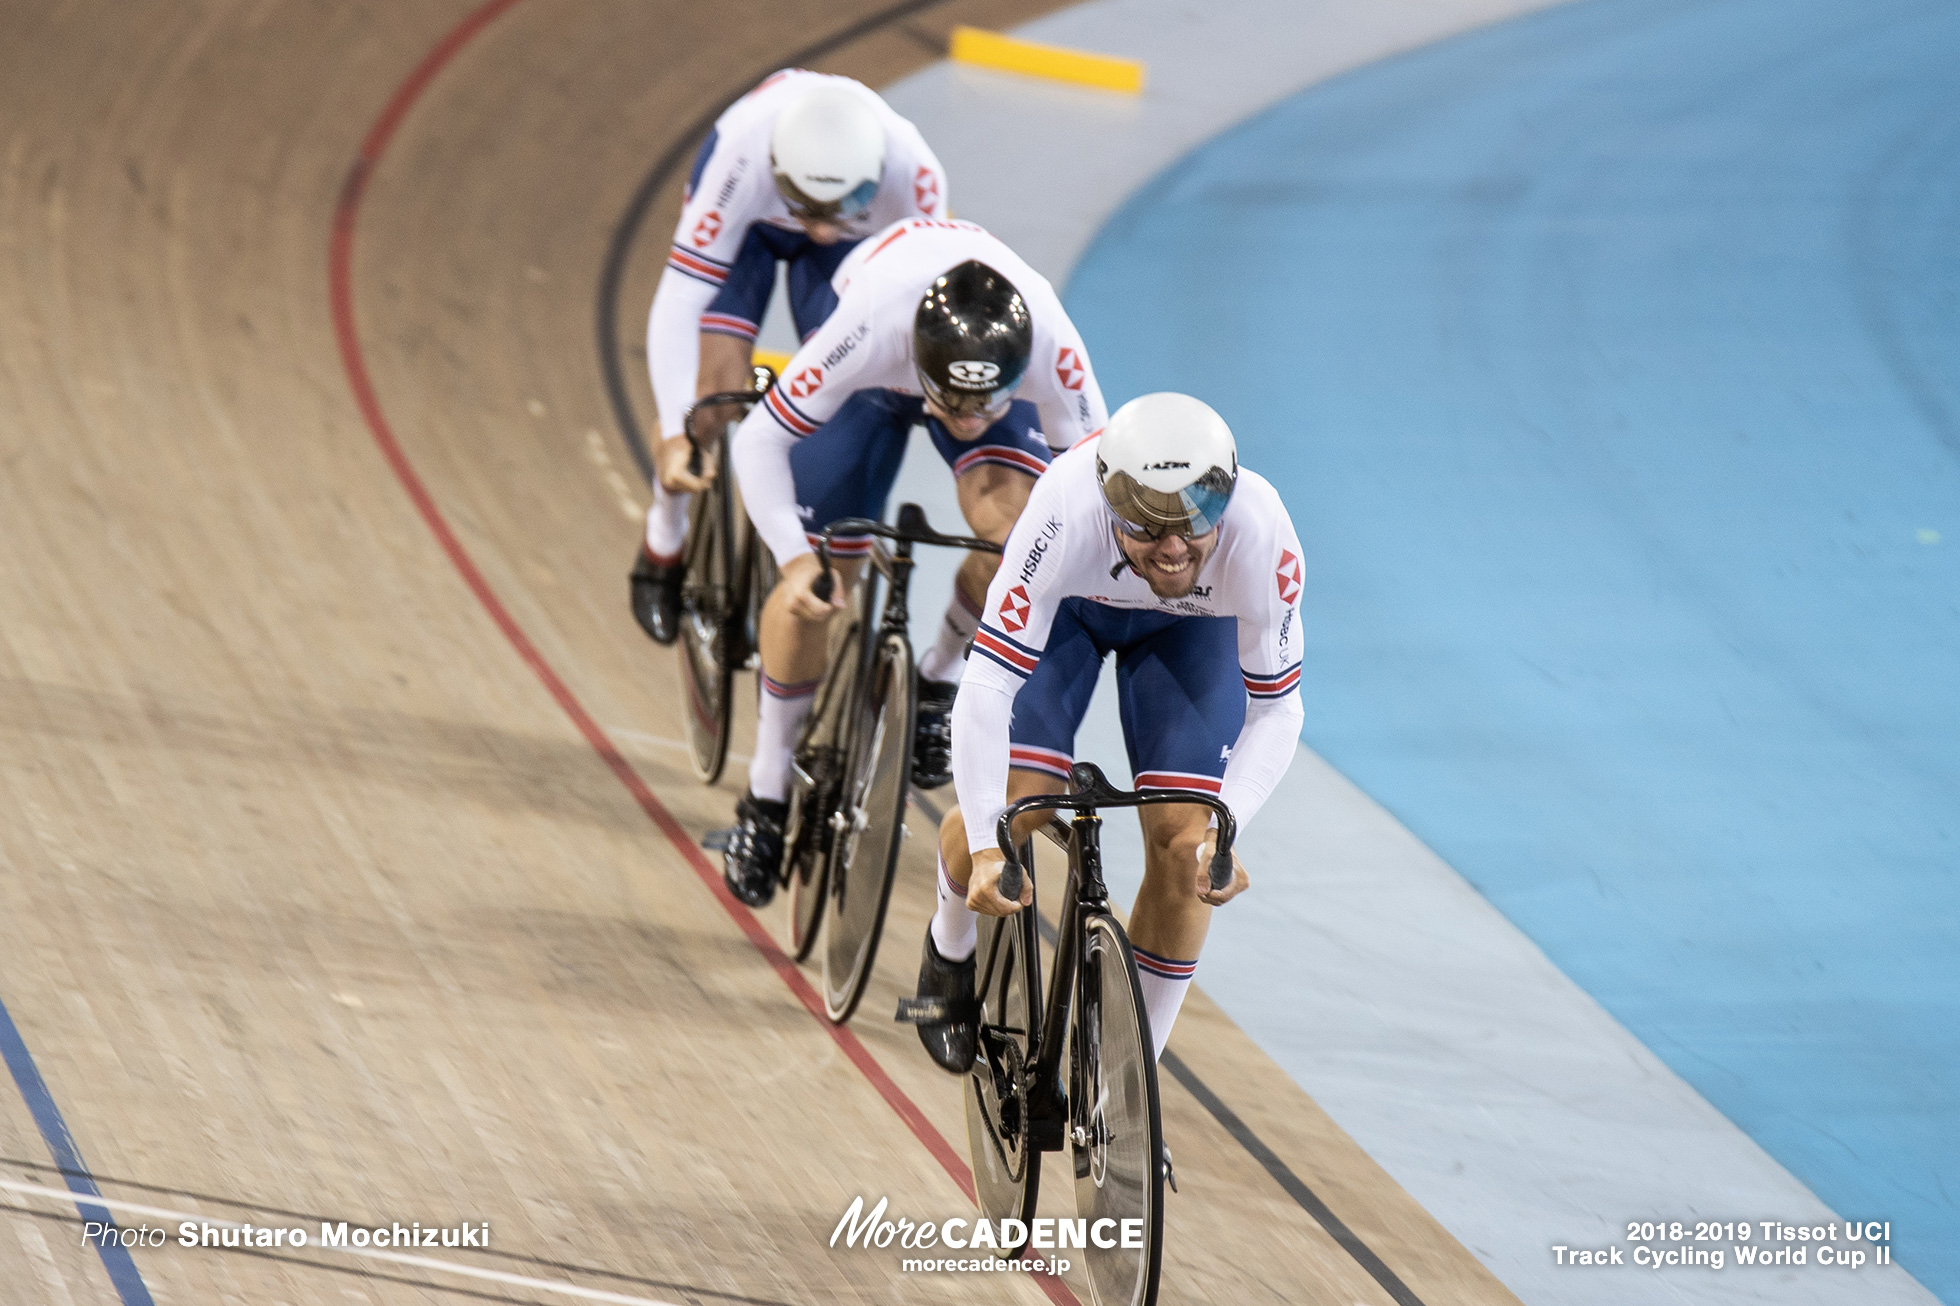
xmin=820 ymin=632 xmax=913 ymax=1022
xmin=964 ymin=903 xmax=1042 ymax=1255
xmin=676 ymin=474 xmax=735 ymax=784
xmin=1072 ymin=913 xmax=1164 ymax=1306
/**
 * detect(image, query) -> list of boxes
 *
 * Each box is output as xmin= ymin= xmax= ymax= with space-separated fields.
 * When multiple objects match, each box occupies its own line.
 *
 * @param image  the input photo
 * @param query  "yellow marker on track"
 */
xmin=949 ymin=26 xmax=1146 ymax=95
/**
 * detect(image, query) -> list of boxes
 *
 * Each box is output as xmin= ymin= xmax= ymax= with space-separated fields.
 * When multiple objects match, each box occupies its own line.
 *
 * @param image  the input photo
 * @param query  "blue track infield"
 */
xmin=1066 ymin=0 xmax=1959 ymax=1296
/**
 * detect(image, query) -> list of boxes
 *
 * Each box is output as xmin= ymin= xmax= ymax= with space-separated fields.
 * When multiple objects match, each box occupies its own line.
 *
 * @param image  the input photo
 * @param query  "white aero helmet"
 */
xmin=769 ymin=84 xmax=887 ymax=221
xmin=1096 ymin=393 xmax=1239 ymax=539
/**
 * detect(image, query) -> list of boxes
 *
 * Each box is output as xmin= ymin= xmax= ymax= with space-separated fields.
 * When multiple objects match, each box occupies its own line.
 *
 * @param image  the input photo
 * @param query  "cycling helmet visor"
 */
xmin=918 ymin=367 xmax=1020 ymax=422
xmin=1102 ymin=465 xmax=1235 ymax=540
xmin=774 ymin=171 xmax=879 ymax=225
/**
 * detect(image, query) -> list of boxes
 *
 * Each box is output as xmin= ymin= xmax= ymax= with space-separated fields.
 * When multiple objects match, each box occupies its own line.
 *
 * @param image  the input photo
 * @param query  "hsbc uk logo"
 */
xmin=997 ymin=584 xmax=1031 ymax=633
xmin=1055 ymin=347 xmax=1085 ymax=392
xmin=690 ymin=210 xmax=723 ymax=248
xmin=914 ymin=166 xmax=941 ymax=213
xmin=1276 ymin=550 xmax=1302 ymax=604
xmin=788 ymin=367 xmax=824 ymax=400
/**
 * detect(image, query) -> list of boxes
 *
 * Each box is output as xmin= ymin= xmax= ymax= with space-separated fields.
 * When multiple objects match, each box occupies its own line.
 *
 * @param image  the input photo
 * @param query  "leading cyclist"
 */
xmin=719 ymin=217 xmax=1110 ymax=908
xmin=630 ymin=70 xmax=948 ymax=643
xmin=911 ymin=393 xmax=1305 ymax=1073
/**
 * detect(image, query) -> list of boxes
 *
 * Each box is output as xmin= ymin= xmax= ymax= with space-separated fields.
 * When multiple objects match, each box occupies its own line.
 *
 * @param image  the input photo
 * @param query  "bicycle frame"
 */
xmin=990 ymin=764 xmax=1240 ymax=1147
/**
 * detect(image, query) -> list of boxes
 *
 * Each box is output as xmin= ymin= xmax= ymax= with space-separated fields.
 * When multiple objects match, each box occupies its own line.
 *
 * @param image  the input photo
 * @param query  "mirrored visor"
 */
xmin=1102 ymin=466 xmax=1235 ymax=539
xmin=918 ymin=368 xmax=1018 ymax=422
xmin=774 ymin=171 xmax=880 ymax=225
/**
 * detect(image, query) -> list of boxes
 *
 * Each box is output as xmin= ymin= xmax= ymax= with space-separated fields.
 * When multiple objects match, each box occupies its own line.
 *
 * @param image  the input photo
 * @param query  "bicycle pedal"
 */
xmin=701 ymin=827 xmax=734 ymax=852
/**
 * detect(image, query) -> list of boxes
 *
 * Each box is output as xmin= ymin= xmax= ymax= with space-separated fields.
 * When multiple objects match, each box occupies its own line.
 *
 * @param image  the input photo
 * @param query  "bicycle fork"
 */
xmin=1023 ymin=809 xmax=1111 ymax=1156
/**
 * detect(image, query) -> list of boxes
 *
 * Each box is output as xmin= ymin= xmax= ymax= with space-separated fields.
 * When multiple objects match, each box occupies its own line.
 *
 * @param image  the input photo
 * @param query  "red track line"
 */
xmin=326 ymin=6 xmax=1075 ymax=1304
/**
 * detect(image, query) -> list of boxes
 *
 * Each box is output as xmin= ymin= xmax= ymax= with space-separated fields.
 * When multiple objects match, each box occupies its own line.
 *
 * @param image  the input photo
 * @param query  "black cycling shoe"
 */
xmin=723 ymin=792 xmax=788 ymax=907
xmin=911 ymin=678 xmax=958 ymax=790
xmin=629 ymin=544 xmax=683 ymax=646
xmin=896 ymin=932 xmax=977 ymax=1074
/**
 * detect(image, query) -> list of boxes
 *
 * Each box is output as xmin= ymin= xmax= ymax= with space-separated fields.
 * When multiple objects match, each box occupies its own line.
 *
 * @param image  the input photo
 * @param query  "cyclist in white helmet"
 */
xmin=905 ymin=393 xmax=1306 ymax=1075
xmin=630 ymin=70 xmax=949 ymax=643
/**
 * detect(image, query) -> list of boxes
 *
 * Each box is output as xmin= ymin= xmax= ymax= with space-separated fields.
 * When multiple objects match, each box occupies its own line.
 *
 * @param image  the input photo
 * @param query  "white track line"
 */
xmin=608 ymin=726 xmax=751 ymax=766
xmin=0 ymin=1177 xmax=685 ymax=1306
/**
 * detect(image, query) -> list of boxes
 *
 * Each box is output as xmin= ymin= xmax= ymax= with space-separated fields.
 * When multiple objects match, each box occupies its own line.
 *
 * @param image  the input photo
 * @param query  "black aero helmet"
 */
xmin=913 ymin=260 xmax=1033 ymax=416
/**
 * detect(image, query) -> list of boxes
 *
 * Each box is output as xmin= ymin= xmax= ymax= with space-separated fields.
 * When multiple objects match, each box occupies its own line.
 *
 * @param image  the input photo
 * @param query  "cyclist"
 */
xmin=909 ymin=392 xmax=1305 ymax=1073
xmin=718 ymin=217 xmax=1110 ymax=907
xmin=630 ymin=70 xmax=948 ymax=644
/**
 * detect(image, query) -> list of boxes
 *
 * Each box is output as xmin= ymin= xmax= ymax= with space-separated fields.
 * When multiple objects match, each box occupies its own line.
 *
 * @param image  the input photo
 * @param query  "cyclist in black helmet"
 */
xmin=717 ymin=218 xmax=1109 ymax=910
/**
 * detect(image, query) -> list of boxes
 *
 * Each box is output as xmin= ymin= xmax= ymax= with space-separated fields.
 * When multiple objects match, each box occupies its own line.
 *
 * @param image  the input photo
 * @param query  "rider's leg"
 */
xmin=932 ymin=769 xmax=1066 ymax=959
xmin=1128 ymin=802 xmax=1215 ymax=1061
xmin=741 ymin=390 xmax=911 ymax=803
xmin=748 ymin=566 xmax=847 ymax=802
xmin=1115 ymin=613 xmax=1246 ymax=1060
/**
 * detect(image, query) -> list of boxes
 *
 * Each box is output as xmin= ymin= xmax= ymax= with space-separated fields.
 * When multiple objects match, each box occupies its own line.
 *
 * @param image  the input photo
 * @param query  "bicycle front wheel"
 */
xmin=676 ymin=474 xmax=736 ymax=784
xmin=782 ymin=618 xmax=859 ymax=961
xmin=820 ymin=631 xmax=912 ymax=1022
xmin=964 ymin=901 xmax=1042 ymax=1254
xmin=1073 ymin=912 xmax=1165 ymax=1306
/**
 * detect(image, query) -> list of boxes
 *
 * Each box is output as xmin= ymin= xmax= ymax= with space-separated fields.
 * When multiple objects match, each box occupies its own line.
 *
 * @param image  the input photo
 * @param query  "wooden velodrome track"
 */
xmin=0 ymin=3 xmax=1527 ymax=1303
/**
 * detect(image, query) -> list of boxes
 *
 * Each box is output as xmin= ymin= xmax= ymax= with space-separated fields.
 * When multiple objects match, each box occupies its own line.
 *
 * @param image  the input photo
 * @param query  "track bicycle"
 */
xmin=779 ymin=503 xmax=1002 ymax=1023
xmin=674 ymin=366 xmax=777 ymax=783
xmin=965 ymin=762 xmax=1237 ymax=1306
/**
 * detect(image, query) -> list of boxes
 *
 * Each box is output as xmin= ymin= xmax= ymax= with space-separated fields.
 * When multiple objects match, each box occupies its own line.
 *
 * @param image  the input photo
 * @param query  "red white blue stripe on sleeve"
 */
xmin=701 ymin=312 xmax=758 ymax=340
xmin=952 ymin=445 xmax=1049 ymax=479
xmin=667 ymin=244 xmax=731 ymax=286
xmin=1243 ymin=662 xmax=1302 ymax=699
xmin=972 ymin=623 xmax=1039 ymax=679
xmin=764 ymin=386 xmax=820 ymax=436
xmin=1008 ymin=744 xmax=1072 ymax=780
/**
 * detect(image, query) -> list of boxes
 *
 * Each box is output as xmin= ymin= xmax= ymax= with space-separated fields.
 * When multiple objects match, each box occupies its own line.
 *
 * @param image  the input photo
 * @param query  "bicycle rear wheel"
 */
xmin=1072 ymin=912 xmax=1164 ymax=1306
xmin=676 ymin=474 xmax=735 ymax=783
xmin=820 ymin=631 xmax=912 ymax=1022
xmin=964 ymin=902 xmax=1042 ymax=1254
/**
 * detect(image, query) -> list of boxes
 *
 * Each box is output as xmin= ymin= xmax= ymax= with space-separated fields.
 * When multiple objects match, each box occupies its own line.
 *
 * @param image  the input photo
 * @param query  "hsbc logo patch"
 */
xmin=1276 ymin=550 xmax=1302 ymax=604
xmin=690 ymin=211 xmax=723 ymax=247
xmin=998 ymin=584 xmax=1031 ymax=633
xmin=788 ymin=367 xmax=824 ymax=400
xmin=1055 ymin=347 xmax=1085 ymax=391
xmin=914 ymin=166 xmax=941 ymax=213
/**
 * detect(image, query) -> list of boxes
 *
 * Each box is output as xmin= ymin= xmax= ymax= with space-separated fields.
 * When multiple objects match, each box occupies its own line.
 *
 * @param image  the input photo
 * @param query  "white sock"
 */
xmin=644 ymin=482 xmax=688 ymax=561
xmin=747 ymin=672 xmax=816 ymax=803
xmin=1132 ymin=947 xmax=1196 ymax=1062
xmin=930 ymin=853 xmax=977 ymax=962
xmin=917 ymin=584 xmax=984 ymax=683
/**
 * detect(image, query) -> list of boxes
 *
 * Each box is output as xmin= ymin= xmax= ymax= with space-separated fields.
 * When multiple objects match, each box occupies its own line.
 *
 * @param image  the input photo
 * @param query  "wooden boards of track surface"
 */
xmin=0 ymin=0 xmax=1520 ymax=1302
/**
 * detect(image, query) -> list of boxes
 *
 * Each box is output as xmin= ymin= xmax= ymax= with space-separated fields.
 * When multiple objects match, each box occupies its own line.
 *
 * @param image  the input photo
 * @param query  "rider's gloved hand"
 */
xmin=1195 ymin=829 xmax=1249 ymax=907
xmin=964 ymin=848 xmax=1033 ymax=916
xmin=779 ymin=552 xmax=848 ymax=622
xmin=656 ymin=433 xmax=712 ymax=495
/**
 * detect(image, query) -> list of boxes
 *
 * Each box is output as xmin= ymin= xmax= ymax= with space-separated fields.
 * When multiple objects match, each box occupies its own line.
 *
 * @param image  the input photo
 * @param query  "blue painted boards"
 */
xmin=1067 ymin=0 xmax=1959 ymax=1295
